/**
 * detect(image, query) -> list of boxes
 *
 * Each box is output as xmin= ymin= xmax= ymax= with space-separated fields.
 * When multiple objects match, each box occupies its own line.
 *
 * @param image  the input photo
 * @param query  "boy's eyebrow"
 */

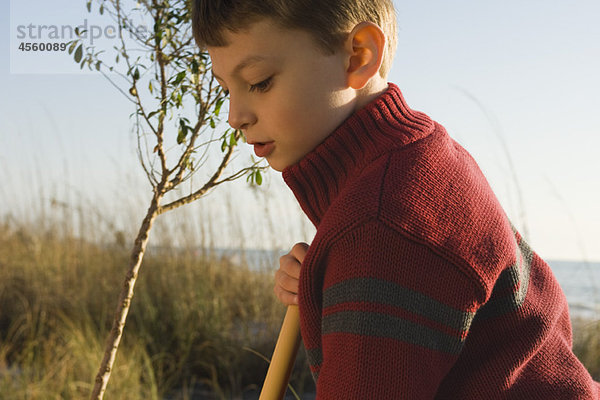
xmin=212 ymin=55 xmax=268 ymax=81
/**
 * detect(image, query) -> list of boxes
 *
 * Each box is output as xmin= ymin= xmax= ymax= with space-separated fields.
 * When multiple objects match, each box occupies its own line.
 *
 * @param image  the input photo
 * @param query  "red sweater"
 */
xmin=282 ymin=84 xmax=599 ymax=399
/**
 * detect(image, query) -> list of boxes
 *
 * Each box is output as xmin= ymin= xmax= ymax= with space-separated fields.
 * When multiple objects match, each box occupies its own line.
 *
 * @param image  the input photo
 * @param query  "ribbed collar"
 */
xmin=282 ymin=83 xmax=435 ymax=227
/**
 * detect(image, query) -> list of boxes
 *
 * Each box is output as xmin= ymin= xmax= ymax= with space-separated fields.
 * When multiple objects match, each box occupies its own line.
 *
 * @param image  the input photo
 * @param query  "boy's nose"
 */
xmin=227 ymin=98 xmax=256 ymax=131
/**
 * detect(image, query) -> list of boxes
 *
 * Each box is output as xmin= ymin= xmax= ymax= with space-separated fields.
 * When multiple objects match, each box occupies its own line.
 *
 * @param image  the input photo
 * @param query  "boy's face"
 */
xmin=208 ymin=19 xmax=356 ymax=171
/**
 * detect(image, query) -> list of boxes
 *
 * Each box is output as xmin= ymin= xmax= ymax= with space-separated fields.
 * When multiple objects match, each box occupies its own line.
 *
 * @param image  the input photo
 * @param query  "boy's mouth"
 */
xmin=251 ymin=141 xmax=275 ymax=158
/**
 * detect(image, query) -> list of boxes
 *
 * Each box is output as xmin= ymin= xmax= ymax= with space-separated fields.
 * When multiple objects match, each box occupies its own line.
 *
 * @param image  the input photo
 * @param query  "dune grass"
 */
xmin=0 ymin=216 xmax=314 ymax=399
xmin=572 ymin=318 xmax=600 ymax=380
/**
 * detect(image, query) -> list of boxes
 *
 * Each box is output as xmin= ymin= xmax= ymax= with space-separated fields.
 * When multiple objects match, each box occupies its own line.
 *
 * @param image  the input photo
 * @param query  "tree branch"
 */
xmin=153 ymin=6 xmax=170 ymax=177
xmin=135 ymin=115 xmax=159 ymax=187
xmin=214 ymin=163 xmax=267 ymax=186
xmin=157 ymin=142 xmax=235 ymax=215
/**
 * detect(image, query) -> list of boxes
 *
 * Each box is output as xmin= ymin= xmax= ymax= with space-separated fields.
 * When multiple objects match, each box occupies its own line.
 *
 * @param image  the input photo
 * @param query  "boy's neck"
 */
xmin=352 ymin=77 xmax=389 ymax=113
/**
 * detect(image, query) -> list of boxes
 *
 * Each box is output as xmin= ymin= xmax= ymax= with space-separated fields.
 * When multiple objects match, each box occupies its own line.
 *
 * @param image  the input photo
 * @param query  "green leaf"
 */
xmin=68 ymin=41 xmax=77 ymax=54
xmin=191 ymin=59 xmax=199 ymax=74
xmin=177 ymin=126 xmax=186 ymax=144
xmin=173 ymin=71 xmax=186 ymax=86
xmin=214 ymin=97 xmax=225 ymax=117
xmin=177 ymin=119 xmax=189 ymax=144
xmin=209 ymin=118 xmax=216 ymax=129
xmin=148 ymin=81 xmax=153 ymax=94
xmin=255 ymin=170 xmax=263 ymax=185
xmin=95 ymin=61 xmax=101 ymax=71
xmin=133 ymin=67 xmax=140 ymax=80
xmin=229 ymin=132 xmax=237 ymax=147
xmin=182 ymin=155 xmax=191 ymax=169
xmin=86 ymin=0 xmax=91 ymax=12
xmin=99 ymin=3 xmax=104 ymax=15
xmin=74 ymin=45 xmax=83 ymax=63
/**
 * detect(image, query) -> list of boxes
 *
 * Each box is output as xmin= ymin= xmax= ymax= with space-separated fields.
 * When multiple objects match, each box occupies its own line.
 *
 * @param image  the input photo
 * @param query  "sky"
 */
xmin=1 ymin=0 xmax=599 ymax=261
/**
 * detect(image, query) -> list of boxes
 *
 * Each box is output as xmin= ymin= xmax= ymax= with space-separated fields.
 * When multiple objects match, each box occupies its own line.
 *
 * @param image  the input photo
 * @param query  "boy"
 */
xmin=192 ymin=1 xmax=600 ymax=398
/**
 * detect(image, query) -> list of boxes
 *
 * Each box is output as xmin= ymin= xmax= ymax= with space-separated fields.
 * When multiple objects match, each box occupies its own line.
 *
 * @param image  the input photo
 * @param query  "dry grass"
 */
xmin=572 ymin=318 xmax=600 ymax=380
xmin=0 ymin=217 xmax=314 ymax=399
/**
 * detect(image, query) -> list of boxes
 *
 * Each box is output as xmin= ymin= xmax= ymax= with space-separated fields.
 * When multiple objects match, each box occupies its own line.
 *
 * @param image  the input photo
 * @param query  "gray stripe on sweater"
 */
xmin=305 ymin=347 xmax=323 ymax=367
xmin=323 ymin=278 xmax=475 ymax=333
xmin=304 ymin=347 xmax=322 ymax=382
xmin=322 ymin=310 xmax=466 ymax=355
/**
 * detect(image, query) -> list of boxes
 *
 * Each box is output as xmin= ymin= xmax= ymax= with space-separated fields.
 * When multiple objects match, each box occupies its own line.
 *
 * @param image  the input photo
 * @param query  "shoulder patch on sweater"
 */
xmin=473 ymin=233 xmax=534 ymax=321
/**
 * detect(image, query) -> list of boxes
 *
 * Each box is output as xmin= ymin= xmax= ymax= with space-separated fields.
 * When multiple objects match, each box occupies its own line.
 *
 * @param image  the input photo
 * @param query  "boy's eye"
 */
xmin=249 ymin=76 xmax=273 ymax=93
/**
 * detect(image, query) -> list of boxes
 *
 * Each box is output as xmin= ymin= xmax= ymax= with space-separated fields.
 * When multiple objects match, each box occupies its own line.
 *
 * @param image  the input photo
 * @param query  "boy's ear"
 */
xmin=344 ymin=22 xmax=386 ymax=90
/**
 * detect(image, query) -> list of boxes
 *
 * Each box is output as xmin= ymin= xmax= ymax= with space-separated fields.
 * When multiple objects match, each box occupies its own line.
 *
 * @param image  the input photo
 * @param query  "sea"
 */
xmin=548 ymin=260 xmax=600 ymax=320
xmin=214 ymin=248 xmax=600 ymax=321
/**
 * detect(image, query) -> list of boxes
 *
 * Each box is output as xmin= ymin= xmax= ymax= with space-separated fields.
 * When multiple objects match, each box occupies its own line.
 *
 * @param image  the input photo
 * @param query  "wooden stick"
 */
xmin=259 ymin=305 xmax=302 ymax=400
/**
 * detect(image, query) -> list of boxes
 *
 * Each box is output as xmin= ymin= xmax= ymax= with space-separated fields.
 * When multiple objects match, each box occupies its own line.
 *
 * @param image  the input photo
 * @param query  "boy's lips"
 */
xmin=248 ymin=141 xmax=275 ymax=158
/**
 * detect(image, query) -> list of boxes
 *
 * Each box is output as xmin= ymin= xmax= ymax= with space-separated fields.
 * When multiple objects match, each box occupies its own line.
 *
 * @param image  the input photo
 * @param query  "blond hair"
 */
xmin=192 ymin=0 xmax=397 ymax=78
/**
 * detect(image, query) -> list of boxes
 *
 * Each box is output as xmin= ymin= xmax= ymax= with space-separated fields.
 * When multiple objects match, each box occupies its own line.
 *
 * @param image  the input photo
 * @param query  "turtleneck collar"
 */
xmin=282 ymin=83 xmax=435 ymax=227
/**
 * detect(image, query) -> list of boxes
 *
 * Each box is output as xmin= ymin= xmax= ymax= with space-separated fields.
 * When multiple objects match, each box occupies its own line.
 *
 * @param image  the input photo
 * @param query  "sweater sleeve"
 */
xmin=312 ymin=219 xmax=483 ymax=399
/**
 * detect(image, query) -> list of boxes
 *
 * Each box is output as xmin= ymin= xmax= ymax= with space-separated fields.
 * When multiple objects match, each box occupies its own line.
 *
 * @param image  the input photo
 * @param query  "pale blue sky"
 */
xmin=2 ymin=0 xmax=599 ymax=261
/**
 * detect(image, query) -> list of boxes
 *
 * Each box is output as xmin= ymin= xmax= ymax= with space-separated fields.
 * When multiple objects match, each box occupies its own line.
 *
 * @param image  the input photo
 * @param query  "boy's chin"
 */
xmin=266 ymin=152 xmax=306 ymax=172
xmin=267 ymin=160 xmax=285 ymax=172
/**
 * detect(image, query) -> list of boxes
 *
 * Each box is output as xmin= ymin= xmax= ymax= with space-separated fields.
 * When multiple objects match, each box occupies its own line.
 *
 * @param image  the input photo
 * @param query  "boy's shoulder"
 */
xmin=320 ymin=122 xmax=516 ymax=288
